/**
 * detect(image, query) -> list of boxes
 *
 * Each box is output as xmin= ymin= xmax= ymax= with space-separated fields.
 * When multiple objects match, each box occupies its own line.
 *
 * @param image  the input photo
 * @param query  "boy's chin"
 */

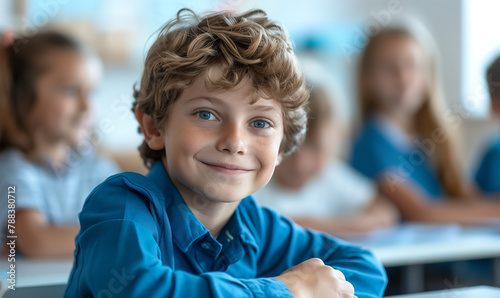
xmin=192 ymin=187 xmax=255 ymax=205
xmin=202 ymin=192 xmax=248 ymax=204
xmin=190 ymin=181 xmax=255 ymax=203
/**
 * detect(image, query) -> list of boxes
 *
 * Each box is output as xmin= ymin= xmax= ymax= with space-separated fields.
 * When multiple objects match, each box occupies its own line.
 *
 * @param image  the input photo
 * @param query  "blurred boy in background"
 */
xmin=254 ymin=86 xmax=398 ymax=235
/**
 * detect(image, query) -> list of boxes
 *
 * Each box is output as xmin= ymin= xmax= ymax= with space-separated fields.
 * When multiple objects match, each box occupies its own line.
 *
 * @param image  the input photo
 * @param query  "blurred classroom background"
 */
xmin=1 ymin=0 xmax=499 ymax=174
xmin=1 ymin=0 xmax=500 ymax=297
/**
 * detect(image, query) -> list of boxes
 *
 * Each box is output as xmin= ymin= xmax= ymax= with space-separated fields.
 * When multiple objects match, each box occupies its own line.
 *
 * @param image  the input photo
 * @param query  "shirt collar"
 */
xmin=146 ymin=161 xmax=209 ymax=252
xmin=146 ymin=160 xmax=258 ymax=255
xmin=219 ymin=204 xmax=259 ymax=262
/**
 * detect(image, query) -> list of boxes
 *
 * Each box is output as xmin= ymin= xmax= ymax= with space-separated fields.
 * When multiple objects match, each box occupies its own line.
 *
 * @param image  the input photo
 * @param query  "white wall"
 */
xmin=462 ymin=0 xmax=500 ymax=117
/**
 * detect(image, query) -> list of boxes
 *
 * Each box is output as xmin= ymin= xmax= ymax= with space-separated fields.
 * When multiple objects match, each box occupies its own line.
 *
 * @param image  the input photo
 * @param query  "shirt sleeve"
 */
xmin=67 ymin=219 xmax=290 ymax=298
xmin=253 ymin=204 xmax=387 ymax=298
xmin=0 ymin=150 xmax=43 ymax=245
xmin=0 ymin=150 xmax=44 ymax=211
xmin=475 ymin=144 xmax=500 ymax=195
xmin=65 ymin=176 xmax=292 ymax=298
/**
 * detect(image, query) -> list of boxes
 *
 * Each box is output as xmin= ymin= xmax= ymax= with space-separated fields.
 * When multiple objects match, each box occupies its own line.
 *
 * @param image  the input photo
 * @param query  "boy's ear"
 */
xmin=134 ymin=107 xmax=165 ymax=150
xmin=275 ymin=153 xmax=283 ymax=166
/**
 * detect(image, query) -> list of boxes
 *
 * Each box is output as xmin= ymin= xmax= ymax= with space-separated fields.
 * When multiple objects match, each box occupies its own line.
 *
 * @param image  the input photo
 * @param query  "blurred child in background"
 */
xmin=254 ymin=86 xmax=398 ymax=235
xmin=475 ymin=56 xmax=500 ymax=196
xmin=0 ymin=31 xmax=118 ymax=257
xmin=350 ymin=24 xmax=500 ymax=224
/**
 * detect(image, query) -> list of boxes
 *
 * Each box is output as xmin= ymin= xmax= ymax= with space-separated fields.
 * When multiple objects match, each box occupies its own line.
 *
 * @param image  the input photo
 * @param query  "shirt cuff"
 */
xmin=241 ymin=277 xmax=293 ymax=298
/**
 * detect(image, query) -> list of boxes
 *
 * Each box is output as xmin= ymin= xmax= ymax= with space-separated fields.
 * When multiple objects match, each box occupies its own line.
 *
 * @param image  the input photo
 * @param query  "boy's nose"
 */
xmin=216 ymin=122 xmax=247 ymax=155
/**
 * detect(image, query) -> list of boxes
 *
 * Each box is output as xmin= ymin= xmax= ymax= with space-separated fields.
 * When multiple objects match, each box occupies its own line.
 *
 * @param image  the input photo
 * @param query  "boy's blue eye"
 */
xmin=197 ymin=111 xmax=216 ymax=121
xmin=252 ymin=120 xmax=270 ymax=129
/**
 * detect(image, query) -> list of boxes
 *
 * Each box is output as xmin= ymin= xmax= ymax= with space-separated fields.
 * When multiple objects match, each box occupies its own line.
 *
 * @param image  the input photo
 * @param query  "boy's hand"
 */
xmin=275 ymin=258 xmax=356 ymax=298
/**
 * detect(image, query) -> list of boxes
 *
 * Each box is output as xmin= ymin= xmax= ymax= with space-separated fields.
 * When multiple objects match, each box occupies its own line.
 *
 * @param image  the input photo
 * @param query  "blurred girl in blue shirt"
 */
xmin=350 ymin=23 xmax=500 ymax=223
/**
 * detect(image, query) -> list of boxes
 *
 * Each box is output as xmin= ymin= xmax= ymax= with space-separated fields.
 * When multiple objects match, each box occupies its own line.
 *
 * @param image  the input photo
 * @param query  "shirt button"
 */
xmin=201 ymin=242 xmax=211 ymax=249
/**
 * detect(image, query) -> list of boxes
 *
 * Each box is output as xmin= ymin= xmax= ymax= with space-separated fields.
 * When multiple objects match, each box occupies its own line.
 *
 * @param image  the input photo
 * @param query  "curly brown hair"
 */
xmin=133 ymin=8 xmax=309 ymax=168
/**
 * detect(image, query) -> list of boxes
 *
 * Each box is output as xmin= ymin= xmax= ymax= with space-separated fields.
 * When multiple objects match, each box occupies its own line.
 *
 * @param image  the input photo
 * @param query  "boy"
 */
xmin=475 ymin=55 xmax=500 ymax=196
xmin=65 ymin=9 xmax=387 ymax=298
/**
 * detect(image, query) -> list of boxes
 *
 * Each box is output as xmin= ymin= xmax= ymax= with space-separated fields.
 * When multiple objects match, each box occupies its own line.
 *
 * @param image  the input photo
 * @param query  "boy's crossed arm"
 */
xmin=70 ymin=219 xmax=383 ymax=298
xmin=254 ymin=205 xmax=387 ymax=298
xmin=67 ymin=184 xmax=386 ymax=298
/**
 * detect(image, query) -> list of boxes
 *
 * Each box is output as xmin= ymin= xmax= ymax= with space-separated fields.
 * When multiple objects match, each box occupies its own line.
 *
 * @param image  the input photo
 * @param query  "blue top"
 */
xmin=350 ymin=116 xmax=444 ymax=201
xmin=65 ymin=161 xmax=387 ymax=298
xmin=0 ymin=148 xmax=118 ymax=245
xmin=475 ymin=135 xmax=500 ymax=195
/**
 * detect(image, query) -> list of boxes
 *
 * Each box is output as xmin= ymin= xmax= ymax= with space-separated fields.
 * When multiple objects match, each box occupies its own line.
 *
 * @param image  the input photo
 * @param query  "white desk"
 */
xmin=343 ymin=224 xmax=500 ymax=293
xmin=388 ymin=285 xmax=500 ymax=297
xmin=346 ymin=224 xmax=500 ymax=266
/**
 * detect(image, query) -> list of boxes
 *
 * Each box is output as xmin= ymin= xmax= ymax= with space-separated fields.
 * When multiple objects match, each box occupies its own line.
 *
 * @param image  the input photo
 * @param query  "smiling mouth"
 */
xmin=200 ymin=161 xmax=253 ymax=175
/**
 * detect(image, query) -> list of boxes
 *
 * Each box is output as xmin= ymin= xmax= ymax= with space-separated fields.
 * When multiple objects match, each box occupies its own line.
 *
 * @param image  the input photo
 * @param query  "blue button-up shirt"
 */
xmin=350 ymin=116 xmax=444 ymax=200
xmin=65 ymin=161 xmax=387 ymax=297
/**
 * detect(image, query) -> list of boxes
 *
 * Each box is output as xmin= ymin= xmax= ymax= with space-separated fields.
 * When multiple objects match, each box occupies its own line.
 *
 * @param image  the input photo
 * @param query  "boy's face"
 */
xmin=159 ymin=72 xmax=284 ymax=203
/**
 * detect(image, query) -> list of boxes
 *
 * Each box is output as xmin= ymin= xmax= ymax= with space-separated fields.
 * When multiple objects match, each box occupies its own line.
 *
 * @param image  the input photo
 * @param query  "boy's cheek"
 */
xmin=166 ymin=122 xmax=208 ymax=148
xmin=259 ymin=149 xmax=282 ymax=180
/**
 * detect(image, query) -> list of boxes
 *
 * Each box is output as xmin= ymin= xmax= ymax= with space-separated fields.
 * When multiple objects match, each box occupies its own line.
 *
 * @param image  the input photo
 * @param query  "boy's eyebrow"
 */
xmin=186 ymin=96 xmax=281 ymax=115
xmin=248 ymin=104 xmax=281 ymax=115
xmin=186 ymin=96 xmax=226 ymax=105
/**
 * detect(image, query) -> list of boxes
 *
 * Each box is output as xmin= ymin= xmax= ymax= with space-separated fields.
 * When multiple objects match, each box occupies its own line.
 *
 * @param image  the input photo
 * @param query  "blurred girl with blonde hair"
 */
xmin=350 ymin=23 xmax=500 ymax=223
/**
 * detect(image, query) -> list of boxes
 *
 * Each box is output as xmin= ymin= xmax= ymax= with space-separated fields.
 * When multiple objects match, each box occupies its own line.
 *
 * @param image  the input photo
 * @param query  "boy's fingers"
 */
xmin=339 ymin=291 xmax=356 ymax=298
xmin=332 ymin=268 xmax=346 ymax=281
xmin=339 ymin=280 xmax=355 ymax=295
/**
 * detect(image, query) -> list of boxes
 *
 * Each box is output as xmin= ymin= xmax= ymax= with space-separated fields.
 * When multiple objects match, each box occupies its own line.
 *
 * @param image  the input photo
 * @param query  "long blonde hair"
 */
xmin=357 ymin=25 xmax=465 ymax=197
